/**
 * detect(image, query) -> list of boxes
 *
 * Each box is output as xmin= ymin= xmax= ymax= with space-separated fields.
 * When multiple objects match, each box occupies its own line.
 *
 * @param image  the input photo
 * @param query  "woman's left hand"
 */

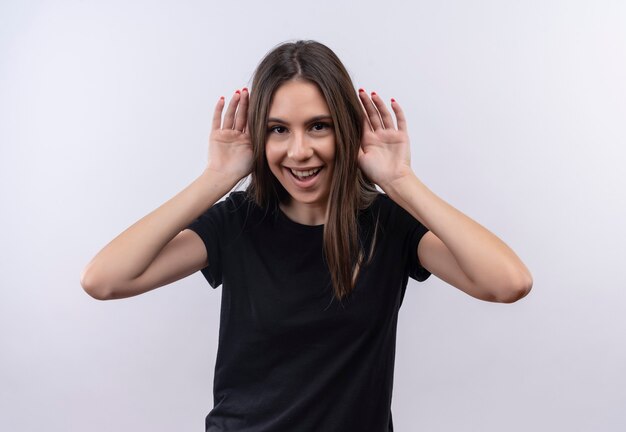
xmin=357 ymin=89 xmax=414 ymax=190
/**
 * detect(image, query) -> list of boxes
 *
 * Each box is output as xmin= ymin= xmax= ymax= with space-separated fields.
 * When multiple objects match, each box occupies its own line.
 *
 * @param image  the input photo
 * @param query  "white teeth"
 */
xmin=290 ymin=167 xmax=321 ymax=178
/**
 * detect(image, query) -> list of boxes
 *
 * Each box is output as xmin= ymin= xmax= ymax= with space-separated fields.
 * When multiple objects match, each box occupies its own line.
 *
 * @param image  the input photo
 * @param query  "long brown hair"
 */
xmin=246 ymin=40 xmax=379 ymax=301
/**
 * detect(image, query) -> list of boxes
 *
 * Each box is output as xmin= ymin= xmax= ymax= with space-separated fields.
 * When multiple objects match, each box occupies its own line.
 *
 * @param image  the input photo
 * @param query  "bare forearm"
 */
xmin=385 ymin=172 xmax=533 ymax=292
xmin=81 ymin=168 xmax=236 ymax=288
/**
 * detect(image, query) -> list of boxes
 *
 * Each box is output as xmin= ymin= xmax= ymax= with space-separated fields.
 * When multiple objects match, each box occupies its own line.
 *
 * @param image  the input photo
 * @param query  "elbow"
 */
xmin=496 ymin=273 xmax=533 ymax=304
xmin=80 ymin=268 xmax=113 ymax=301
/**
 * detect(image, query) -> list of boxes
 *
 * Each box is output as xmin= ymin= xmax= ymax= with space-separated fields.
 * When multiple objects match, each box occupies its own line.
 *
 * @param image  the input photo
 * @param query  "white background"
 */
xmin=1 ymin=0 xmax=625 ymax=430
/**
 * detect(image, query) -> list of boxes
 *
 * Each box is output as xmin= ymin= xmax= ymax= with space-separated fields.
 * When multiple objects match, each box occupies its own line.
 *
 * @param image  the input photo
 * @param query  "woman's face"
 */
xmin=265 ymin=79 xmax=336 ymax=216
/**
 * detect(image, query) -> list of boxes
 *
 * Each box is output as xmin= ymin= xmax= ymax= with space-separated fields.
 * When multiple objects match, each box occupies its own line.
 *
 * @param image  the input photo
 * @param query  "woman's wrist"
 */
xmin=197 ymin=167 xmax=241 ymax=200
xmin=379 ymin=168 xmax=419 ymax=198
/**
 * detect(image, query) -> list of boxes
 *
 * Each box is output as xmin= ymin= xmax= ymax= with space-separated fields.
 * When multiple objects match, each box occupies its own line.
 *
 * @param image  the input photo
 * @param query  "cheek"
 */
xmin=264 ymin=143 xmax=282 ymax=173
xmin=324 ymin=139 xmax=337 ymax=163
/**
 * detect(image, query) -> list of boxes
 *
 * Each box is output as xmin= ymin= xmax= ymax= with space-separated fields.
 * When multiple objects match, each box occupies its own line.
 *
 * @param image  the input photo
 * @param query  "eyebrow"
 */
xmin=267 ymin=115 xmax=332 ymax=124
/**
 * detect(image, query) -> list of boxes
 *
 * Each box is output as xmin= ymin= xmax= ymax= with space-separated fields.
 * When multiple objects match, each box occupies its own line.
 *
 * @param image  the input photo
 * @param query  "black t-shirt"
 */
xmin=186 ymin=191 xmax=431 ymax=432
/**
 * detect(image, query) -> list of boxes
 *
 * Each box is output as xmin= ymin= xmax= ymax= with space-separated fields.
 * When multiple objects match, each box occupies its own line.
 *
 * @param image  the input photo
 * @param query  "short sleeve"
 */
xmin=185 ymin=197 xmax=232 ymax=289
xmin=383 ymin=194 xmax=431 ymax=282
xmin=406 ymin=218 xmax=431 ymax=282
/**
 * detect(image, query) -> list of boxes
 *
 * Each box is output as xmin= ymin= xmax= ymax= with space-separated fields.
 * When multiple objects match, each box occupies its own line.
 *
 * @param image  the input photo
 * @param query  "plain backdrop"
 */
xmin=1 ymin=0 xmax=625 ymax=431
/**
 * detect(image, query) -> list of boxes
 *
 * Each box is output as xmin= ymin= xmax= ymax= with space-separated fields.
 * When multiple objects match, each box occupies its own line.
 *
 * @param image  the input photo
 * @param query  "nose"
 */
xmin=287 ymin=131 xmax=313 ymax=161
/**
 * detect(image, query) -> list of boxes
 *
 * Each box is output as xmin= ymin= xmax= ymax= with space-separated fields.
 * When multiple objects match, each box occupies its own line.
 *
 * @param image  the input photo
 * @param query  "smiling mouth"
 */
xmin=289 ymin=167 xmax=322 ymax=179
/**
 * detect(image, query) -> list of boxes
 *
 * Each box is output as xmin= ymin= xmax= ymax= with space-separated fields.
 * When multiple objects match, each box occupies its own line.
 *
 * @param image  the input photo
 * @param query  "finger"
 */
xmin=234 ymin=87 xmax=249 ymax=131
xmin=361 ymin=106 xmax=373 ymax=132
xmin=391 ymin=98 xmax=408 ymax=132
xmin=371 ymin=92 xmax=395 ymax=130
xmin=358 ymin=88 xmax=383 ymax=130
xmin=212 ymin=96 xmax=225 ymax=131
xmin=357 ymin=90 xmax=373 ymax=132
xmin=240 ymin=109 xmax=250 ymax=135
xmin=222 ymin=90 xmax=241 ymax=129
xmin=211 ymin=96 xmax=224 ymax=130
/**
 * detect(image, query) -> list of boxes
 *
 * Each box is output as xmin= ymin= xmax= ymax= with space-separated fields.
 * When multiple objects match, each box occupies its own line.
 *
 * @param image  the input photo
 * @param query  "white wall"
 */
xmin=1 ymin=0 xmax=624 ymax=430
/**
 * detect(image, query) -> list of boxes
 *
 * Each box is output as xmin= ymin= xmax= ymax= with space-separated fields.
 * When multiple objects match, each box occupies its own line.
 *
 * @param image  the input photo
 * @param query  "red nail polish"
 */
xmin=358 ymin=88 xmax=365 ymax=93
xmin=391 ymin=98 xmax=396 ymax=103
xmin=242 ymin=87 xmax=248 ymax=92
xmin=220 ymin=96 xmax=224 ymax=100
xmin=371 ymin=91 xmax=377 ymax=96
xmin=235 ymin=90 xmax=240 ymax=94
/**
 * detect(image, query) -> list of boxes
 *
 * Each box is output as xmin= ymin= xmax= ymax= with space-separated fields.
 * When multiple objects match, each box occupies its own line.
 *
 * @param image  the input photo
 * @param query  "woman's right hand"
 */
xmin=205 ymin=88 xmax=253 ymax=182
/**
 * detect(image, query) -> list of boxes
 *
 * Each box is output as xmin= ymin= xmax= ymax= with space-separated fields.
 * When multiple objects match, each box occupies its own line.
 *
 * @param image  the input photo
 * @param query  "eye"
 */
xmin=268 ymin=125 xmax=287 ymax=134
xmin=311 ymin=122 xmax=332 ymax=132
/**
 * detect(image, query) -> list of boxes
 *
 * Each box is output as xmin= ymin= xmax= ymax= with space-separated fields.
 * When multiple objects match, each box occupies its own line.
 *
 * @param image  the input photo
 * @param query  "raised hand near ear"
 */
xmin=206 ymin=88 xmax=254 ymax=183
xmin=357 ymin=89 xmax=414 ymax=191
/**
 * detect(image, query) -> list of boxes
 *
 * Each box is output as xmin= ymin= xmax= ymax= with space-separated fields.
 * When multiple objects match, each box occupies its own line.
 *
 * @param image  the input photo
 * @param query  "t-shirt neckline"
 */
xmin=276 ymin=206 xmax=325 ymax=232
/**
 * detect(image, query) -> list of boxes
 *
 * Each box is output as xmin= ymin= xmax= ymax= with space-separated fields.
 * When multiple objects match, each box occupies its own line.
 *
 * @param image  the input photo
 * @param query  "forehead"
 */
xmin=268 ymin=80 xmax=330 ymax=120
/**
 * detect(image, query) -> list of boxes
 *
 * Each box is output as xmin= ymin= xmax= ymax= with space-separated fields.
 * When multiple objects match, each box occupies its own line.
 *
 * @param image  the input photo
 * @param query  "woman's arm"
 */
xmin=80 ymin=89 xmax=252 ymax=300
xmin=80 ymin=169 xmax=235 ymax=300
xmin=385 ymin=172 xmax=532 ymax=303
xmin=357 ymin=89 xmax=532 ymax=303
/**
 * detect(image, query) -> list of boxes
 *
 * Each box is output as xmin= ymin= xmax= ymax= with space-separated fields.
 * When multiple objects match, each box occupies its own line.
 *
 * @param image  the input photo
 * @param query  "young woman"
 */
xmin=81 ymin=40 xmax=532 ymax=431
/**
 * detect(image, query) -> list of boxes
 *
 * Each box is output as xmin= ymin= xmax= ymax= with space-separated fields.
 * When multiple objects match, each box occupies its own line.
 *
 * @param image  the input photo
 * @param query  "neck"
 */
xmin=279 ymin=200 xmax=327 ymax=226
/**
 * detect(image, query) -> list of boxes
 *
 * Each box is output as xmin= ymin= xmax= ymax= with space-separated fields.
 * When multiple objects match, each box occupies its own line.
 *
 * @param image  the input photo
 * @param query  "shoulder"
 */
xmin=191 ymin=191 xmax=256 ymax=228
xmin=362 ymin=192 xmax=426 ymax=236
xmin=360 ymin=192 xmax=401 ymax=222
xmin=220 ymin=190 xmax=274 ymax=230
xmin=223 ymin=190 xmax=249 ymax=207
xmin=216 ymin=190 xmax=260 ymax=215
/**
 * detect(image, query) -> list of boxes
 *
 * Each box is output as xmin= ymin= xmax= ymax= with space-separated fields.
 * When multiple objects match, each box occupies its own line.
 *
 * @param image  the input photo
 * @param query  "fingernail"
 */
xmin=220 ymin=96 xmax=224 ymax=99
xmin=358 ymin=88 xmax=365 ymax=93
xmin=235 ymin=90 xmax=240 ymax=94
xmin=391 ymin=98 xmax=396 ymax=103
xmin=242 ymin=87 xmax=248 ymax=92
xmin=371 ymin=91 xmax=377 ymax=96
